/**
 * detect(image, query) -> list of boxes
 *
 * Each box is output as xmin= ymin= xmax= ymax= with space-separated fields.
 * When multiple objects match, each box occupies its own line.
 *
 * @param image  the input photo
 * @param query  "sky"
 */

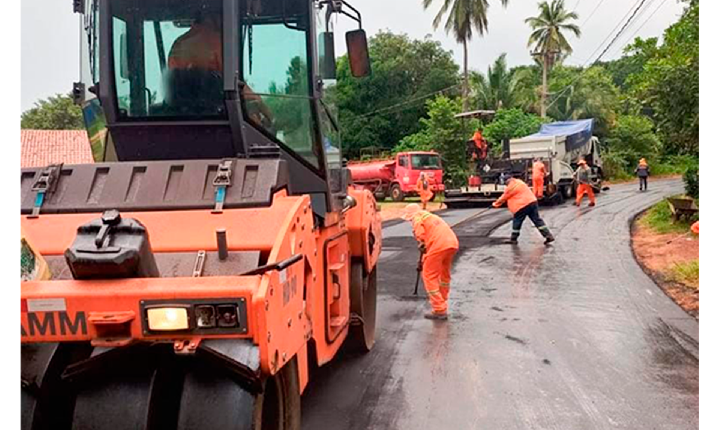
xmin=20 ymin=0 xmax=687 ymax=112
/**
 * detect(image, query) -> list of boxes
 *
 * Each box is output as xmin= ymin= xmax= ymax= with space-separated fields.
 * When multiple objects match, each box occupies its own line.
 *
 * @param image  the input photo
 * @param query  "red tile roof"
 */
xmin=21 ymin=130 xmax=94 ymax=168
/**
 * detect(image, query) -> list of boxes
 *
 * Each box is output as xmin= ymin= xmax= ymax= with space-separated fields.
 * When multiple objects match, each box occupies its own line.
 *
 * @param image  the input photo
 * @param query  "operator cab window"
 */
xmin=111 ymin=0 xmax=225 ymax=119
xmin=398 ymin=156 xmax=408 ymax=168
xmin=240 ymin=2 xmax=317 ymax=168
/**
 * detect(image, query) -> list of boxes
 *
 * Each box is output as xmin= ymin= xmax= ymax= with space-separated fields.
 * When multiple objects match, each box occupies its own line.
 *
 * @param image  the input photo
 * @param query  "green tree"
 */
xmin=470 ymin=53 xmax=516 ymax=110
xmin=509 ymin=65 xmax=542 ymax=114
xmin=604 ymin=114 xmax=661 ymax=173
xmin=21 ymin=94 xmax=84 ymax=130
xmin=628 ymin=2 xmax=698 ymax=155
xmin=482 ymin=108 xmax=545 ymax=150
xmin=547 ymin=65 xmax=620 ymax=137
xmin=422 ymin=0 xmax=509 ymax=110
xmin=395 ymin=95 xmax=478 ymax=185
xmin=600 ymin=37 xmax=659 ymax=91
xmin=335 ymin=31 xmax=460 ymax=158
xmin=525 ymin=0 xmax=581 ymax=117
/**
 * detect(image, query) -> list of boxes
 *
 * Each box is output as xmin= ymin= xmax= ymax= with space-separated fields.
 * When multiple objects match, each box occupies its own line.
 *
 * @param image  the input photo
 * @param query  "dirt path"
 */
xmin=631 ymin=218 xmax=699 ymax=318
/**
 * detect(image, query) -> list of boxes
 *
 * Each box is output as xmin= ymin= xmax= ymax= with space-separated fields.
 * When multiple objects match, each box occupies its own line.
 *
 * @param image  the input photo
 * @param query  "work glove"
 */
xmin=418 ymin=242 xmax=427 ymax=254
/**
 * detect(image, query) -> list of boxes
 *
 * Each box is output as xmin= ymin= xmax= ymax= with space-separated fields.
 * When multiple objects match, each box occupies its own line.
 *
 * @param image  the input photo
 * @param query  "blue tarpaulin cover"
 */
xmin=525 ymin=119 xmax=594 ymax=152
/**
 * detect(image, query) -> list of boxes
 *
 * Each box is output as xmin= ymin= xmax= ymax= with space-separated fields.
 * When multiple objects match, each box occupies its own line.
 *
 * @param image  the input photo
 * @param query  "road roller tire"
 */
xmin=347 ymin=262 xmax=378 ymax=353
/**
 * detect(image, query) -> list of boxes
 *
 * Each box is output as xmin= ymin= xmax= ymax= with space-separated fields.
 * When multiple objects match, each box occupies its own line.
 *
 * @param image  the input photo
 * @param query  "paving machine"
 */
xmin=21 ymin=1 xmax=381 ymax=429
xmin=444 ymin=119 xmax=604 ymax=208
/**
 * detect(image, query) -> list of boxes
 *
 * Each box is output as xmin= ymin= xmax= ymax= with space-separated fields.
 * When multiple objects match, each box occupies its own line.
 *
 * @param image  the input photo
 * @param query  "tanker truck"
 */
xmin=348 ymin=151 xmax=445 ymax=201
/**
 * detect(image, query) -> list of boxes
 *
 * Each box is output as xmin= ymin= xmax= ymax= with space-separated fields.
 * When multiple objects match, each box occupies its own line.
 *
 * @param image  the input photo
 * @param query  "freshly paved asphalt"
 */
xmin=302 ymin=179 xmax=698 ymax=430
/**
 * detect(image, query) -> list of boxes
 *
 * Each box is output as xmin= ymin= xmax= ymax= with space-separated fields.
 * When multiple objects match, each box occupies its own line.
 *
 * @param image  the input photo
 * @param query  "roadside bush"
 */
xmin=601 ymin=147 xmax=634 ymax=180
xmin=684 ymin=165 xmax=699 ymax=199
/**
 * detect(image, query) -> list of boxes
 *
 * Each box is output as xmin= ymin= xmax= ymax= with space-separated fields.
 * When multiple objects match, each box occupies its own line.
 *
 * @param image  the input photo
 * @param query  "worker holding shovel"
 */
xmin=403 ymin=204 xmax=459 ymax=320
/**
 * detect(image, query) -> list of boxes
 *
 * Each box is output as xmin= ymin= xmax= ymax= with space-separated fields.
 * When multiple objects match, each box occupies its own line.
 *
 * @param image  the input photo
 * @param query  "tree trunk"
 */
xmin=462 ymin=39 xmax=469 ymax=112
xmin=541 ymin=52 xmax=548 ymax=118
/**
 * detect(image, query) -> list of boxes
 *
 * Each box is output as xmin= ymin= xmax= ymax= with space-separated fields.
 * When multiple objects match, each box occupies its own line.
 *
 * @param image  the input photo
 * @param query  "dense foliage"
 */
xmin=335 ymin=32 xmax=459 ymax=158
xmin=21 ymin=94 xmax=84 ymax=130
xmin=627 ymin=2 xmax=699 ymax=156
xmin=482 ymin=108 xmax=546 ymax=148
xmin=684 ymin=166 xmax=699 ymax=199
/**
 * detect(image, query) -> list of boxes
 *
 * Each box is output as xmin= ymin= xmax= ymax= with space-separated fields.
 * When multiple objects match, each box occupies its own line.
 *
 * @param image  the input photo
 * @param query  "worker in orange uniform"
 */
xmin=167 ymin=11 xmax=273 ymax=124
xmin=493 ymin=174 xmax=555 ymax=244
xmin=403 ymin=204 xmax=459 ymax=320
xmin=472 ymin=129 xmax=488 ymax=161
xmin=532 ymin=158 xmax=546 ymax=199
xmin=691 ymin=221 xmax=699 ymax=235
xmin=573 ymin=159 xmax=596 ymax=207
xmin=416 ymin=172 xmax=434 ymax=210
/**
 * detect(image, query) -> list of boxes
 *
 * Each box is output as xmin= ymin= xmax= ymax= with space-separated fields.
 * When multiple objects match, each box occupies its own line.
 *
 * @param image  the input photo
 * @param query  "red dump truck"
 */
xmin=348 ymin=151 xmax=445 ymax=201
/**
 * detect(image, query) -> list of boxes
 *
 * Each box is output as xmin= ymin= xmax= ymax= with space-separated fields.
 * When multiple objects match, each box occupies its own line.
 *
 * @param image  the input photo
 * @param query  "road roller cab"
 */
xmin=21 ymin=1 xmax=380 ymax=429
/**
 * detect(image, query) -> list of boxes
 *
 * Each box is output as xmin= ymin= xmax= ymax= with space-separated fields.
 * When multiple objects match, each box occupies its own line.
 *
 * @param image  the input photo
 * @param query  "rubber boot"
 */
xmin=424 ymin=312 xmax=448 ymax=320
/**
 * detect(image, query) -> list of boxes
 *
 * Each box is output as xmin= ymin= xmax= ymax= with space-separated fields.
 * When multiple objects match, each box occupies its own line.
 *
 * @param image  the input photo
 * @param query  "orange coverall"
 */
xmin=411 ymin=212 xmax=459 ymax=315
xmin=691 ymin=221 xmax=699 ymax=235
xmin=416 ymin=175 xmax=434 ymax=210
xmin=574 ymin=164 xmax=596 ymax=206
xmin=532 ymin=161 xmax=546 ymax=198
xmin=492 ymin=178 xmax=537 ymax=214
xmin=472 ymin=131 xmax=488 ymax=160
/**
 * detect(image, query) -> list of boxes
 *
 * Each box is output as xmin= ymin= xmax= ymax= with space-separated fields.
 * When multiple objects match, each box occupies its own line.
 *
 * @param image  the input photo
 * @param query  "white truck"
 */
xmin=444 ymin=119 xmax=604 ymax=207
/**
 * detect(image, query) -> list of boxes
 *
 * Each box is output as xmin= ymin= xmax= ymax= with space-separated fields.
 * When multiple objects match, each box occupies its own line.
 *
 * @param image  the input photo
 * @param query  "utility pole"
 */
xmin=532 ymin=50 xmax=560 ymax=118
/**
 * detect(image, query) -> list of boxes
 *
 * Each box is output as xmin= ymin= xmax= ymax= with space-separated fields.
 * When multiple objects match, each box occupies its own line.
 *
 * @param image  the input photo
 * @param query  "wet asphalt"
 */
xmin=302 ymin=179 xmax=698 ymax=430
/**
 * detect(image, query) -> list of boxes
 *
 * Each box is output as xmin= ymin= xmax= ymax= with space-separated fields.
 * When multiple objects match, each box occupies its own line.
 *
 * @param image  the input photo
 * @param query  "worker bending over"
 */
xmin=532 ymin=158 xmax=546 ymax=198
xmin=573 ymin=159 xmax=596 ymax=207
xmin=493 ymin=175 xmax=555 ymax=244
xmin=635 ymin=158 xmax=650 ymax=191
xmin=416 ymin=173 xmax=434 ymax=210
xmin=403 ymin=204 xmax=459 ymax=320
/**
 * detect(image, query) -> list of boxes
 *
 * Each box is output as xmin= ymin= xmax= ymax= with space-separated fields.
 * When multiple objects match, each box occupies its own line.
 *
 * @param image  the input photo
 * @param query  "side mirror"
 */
xmin=320 ymin=32 xmax=337 ymax=79
xmin=119 ymin=31 xmax=129 ymax=79
xmin=346 ymin=29 xmax=370 ymax=78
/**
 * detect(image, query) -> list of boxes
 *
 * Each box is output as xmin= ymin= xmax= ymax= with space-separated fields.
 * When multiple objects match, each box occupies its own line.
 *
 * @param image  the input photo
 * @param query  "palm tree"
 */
xmin=470 ymin=53 xmax=516 ymax=110
xmin=525 ymin=0 xmax=581 ymax=117
xmin=422 ymin=0 xmax=510 ymax=111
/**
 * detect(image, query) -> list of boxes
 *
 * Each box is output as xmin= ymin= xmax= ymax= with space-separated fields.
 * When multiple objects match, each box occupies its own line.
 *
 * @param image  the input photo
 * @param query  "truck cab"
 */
xmin=392 ymin=151 xmax=444 ymax=201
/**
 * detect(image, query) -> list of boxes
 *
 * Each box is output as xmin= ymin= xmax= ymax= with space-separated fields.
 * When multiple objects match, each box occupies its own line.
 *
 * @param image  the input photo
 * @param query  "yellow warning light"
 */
xmin=147 ymin=308 xmax=189 ymax=331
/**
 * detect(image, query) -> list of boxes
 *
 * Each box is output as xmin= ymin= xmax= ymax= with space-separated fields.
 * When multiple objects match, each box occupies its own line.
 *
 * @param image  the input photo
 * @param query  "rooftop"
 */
xmin=21 ymin=130 xmax=93 ymax=168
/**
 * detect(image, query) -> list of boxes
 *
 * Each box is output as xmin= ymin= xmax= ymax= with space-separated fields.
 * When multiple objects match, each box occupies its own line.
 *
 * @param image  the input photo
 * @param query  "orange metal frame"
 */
xmin=21 ymin=188 xmax=382 ymax=394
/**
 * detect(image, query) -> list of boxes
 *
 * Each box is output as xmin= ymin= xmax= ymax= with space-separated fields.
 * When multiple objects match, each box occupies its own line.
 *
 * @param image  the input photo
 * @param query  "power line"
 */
xmin=580 ymin=0 xmax=607 ymax=28
xmin=352 ymin=83 xmax=462 ymax=120
xmin=546 ymin=0 xmax=653 ymax=110
xmin=610 ymin=0 xmax=670 ymax=58
xmin=593 ymin=0 xmax=651 ymax=63
xmin=581 ymin=0 xmax=643 ymax=67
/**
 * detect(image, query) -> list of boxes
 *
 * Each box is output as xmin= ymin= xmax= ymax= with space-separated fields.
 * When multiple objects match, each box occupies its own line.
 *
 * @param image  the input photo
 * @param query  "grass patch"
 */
xmin=667 ymin=259 xmax=699 ymax=289
xmin=640 ymin=197 xmax=698 ymax=234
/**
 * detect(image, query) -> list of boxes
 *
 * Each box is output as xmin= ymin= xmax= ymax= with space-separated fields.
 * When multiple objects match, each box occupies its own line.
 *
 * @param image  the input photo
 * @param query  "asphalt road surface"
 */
xmin=302 ymin=179 xmax=698 ymax=430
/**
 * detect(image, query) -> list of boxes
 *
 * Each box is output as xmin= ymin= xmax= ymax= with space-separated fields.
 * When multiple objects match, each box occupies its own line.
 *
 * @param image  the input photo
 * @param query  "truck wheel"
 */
xmin=347 ymin=262 xmax=377 ymax=353
xmin=389 ymin=184 xmax=404 ymax=202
